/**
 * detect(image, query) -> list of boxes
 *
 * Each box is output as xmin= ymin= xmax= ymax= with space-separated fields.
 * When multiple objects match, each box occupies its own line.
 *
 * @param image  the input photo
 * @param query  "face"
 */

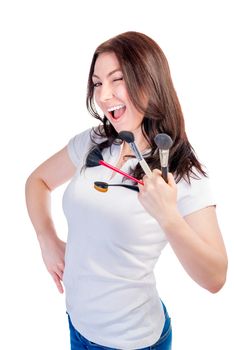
xmin=92 ymin=52 xmax=146 ymax=137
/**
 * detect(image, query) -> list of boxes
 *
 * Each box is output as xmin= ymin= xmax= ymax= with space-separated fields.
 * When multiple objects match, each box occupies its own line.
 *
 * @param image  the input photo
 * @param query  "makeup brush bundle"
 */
xmin=86 ymin=147 xmax=144 ymax=185
xmin=85 ymin=131 xmax=173 ymax=193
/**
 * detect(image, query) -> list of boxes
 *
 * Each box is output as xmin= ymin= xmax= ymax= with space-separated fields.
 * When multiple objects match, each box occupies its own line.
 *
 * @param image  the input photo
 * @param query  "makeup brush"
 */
xmin=154 ymin=133 xmax=173 ymax=183
xmin=94 ymin=181 xmax=139 ymax=193
xmin=86 ymin=147 xmax=144 ymax=185
xmin=118 ymin=131 xmax=152 ymax=176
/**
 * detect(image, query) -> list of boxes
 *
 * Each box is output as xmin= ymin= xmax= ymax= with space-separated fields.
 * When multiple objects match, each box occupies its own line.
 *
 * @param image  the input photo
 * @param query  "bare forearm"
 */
xmin=25 ymin=175 xmax=58 ymax=244
xmin=161 ymin=211 xmax=227 ymax=293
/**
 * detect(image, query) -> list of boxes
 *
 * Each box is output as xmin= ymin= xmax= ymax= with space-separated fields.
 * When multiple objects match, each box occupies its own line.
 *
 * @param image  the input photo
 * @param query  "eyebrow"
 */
xmin=92 ymin=69 xmax=122 ymax=79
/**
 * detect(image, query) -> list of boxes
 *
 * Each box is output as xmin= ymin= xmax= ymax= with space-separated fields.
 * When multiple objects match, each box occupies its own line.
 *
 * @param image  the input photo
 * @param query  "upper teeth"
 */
xmin=107 ymin=105 xmax=125 ymax=112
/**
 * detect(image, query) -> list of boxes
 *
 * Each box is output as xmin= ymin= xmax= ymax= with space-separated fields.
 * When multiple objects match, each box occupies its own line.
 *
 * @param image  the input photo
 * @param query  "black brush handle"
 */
xmin=161 ymin=166 xmax=168 ymax=183
xmin=110 ymin=184 xmax=139 ymax=192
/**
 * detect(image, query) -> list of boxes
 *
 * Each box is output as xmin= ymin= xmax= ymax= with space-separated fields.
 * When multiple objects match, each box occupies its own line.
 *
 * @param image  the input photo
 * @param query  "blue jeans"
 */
xmin=67 ymin=303 xmax=172 ymax=350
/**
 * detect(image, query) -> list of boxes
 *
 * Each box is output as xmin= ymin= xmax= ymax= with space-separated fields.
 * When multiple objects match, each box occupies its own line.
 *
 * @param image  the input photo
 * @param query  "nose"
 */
xmin=99 ymin=82 xmax=114 ymax=102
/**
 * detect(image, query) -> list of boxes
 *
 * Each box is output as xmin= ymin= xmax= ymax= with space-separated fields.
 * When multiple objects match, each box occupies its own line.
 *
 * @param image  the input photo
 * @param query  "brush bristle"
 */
xmin=86 ymin=148 xmax=103 ymax=167
xmin=94 ymin=182 xmax=108 ymax=192
xmin=118 ymin=131 xmax=134 ymax=143
xmin=94 ymin=181 xmax=108 ymax=189
xmin=154 ymin=133 xmax=173 ymax=150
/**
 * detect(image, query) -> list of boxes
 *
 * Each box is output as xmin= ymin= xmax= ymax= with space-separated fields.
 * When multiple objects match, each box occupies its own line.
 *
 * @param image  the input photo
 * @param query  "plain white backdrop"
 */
xmin=0 ymin=0 xmax=233 ymax=349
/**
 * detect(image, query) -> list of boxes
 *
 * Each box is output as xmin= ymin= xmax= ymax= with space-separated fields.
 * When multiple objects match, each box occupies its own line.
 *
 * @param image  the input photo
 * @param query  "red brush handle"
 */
xmin=99 ymin=160 xmax=144 ymax=185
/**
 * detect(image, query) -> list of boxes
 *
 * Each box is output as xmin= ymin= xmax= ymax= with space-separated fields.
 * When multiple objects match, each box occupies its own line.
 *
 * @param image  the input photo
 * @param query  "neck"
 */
xmin=122 ymin=137 xmax=150 ymax=155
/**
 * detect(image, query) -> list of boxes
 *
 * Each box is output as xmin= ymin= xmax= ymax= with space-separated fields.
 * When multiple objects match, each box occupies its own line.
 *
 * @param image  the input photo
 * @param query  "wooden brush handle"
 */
xmin=139 ymin=159 xmax=152 ymax=177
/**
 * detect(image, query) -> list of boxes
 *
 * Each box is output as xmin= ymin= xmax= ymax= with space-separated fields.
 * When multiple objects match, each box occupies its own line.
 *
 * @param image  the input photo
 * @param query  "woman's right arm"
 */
xmin=25 ymin=146 xmax=76 ymax=293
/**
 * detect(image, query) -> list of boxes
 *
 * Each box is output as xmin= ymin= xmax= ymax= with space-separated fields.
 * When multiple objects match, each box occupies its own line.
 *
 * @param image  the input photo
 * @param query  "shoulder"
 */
xmin=176 ymin=168 xmax=216 ymax=217
xmin=67 ymin=126 xmax=107 ymax=167
xmin=69 ymin=126 xmax=106 ymax=146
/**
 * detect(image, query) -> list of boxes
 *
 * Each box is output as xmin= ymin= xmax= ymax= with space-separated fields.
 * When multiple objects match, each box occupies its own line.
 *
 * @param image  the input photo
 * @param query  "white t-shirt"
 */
xmin=62 ymin=128 xmax=215 ymax=350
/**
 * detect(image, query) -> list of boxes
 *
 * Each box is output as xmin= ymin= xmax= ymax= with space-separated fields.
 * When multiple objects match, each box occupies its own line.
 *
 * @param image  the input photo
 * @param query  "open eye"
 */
xmin=93 ymin=81 xmax=102 ymax=88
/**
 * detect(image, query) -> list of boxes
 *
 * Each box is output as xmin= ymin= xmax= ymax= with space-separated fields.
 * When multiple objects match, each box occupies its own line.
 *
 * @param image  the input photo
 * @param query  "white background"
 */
xmin=0 ymin=0 xmax=233 ymax=349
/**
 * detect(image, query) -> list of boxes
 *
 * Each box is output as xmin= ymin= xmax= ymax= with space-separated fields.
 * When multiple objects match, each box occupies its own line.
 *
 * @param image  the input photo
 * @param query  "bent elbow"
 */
xmin=207 ymin=265 xmax=228 ymax=294
xmin=208 ymin=280 xmax=226 ymax=294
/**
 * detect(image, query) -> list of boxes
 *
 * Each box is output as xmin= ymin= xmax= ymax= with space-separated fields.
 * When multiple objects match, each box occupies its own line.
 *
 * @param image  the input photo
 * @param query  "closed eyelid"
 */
xmin=92 ymin=77 xmax=123 ymax=87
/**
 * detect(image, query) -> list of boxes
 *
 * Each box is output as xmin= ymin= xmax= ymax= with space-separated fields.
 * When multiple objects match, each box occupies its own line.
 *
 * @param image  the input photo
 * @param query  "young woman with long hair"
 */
xmin=25 ymin=31 xmax=227 ymax=350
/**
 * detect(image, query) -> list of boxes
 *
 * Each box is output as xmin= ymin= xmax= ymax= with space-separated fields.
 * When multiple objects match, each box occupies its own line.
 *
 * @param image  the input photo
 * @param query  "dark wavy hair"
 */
xmin=86 ymin=31 xmax=206 ymax=183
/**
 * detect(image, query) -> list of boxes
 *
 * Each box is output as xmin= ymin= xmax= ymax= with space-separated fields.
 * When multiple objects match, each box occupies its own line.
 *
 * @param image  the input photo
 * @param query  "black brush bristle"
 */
xmin=94 ymin=181 xmax=108 ymax=189
xmin=154 ymin=133 xmax=173 ymax=150
xmin=86 ymin=147 xmax=103 ymax=167
xmin=118 ymin=131 xmax=135 ymax=143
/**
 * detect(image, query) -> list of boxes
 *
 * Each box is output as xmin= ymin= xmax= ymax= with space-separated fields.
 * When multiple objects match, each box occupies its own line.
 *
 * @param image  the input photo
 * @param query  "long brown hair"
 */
xmin=86 ymin=31 xmax=206 ymax=183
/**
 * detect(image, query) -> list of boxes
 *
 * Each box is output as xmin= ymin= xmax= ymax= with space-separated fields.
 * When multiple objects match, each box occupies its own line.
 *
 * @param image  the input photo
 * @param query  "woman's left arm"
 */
xmin=138 ymin=170 xmax=228 ymax=293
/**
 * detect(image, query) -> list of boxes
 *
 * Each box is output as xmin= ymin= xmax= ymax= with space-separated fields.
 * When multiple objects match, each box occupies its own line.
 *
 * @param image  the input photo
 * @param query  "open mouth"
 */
xmin=108 ymin=105 xmax=126 ymax=120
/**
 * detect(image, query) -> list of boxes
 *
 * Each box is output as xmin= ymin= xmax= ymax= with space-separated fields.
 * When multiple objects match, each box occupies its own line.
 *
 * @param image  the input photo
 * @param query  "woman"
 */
xmin=25 ymin=31 xmax=227 ymax=350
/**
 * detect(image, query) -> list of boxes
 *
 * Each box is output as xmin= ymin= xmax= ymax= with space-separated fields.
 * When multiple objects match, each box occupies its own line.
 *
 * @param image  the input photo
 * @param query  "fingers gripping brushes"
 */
xmin=118 ymin=131 xmax=152 ymax=176
xmin=154 ymin=133 xmax=173 ymax=183
xmin=86 ymin=147 xmax=144 ymax=185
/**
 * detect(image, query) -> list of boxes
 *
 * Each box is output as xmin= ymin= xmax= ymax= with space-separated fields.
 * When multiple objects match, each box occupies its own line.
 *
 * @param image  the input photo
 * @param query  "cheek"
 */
xmin=114 ymin=85 xmax=128 ymax=101
xmin=94 ymin=93 xmax=104 ymax=115
xmin=94 ymin=90 xmax=103 ymax=109
xmin=94 ymin=90 xmax=100 ymax=105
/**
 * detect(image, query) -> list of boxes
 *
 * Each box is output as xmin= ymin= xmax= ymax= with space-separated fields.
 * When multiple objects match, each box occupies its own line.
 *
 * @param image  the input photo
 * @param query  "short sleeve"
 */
xmin=177 ymin=173 xmax=216 ymax=217
xmin=67 ymin=128 xmax=93 ymax=167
